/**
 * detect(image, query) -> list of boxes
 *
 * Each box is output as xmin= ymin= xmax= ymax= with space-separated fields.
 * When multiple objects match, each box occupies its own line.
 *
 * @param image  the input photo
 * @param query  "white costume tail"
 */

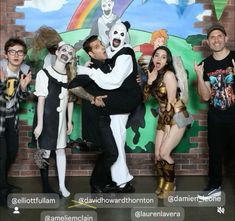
xmin=173 ymin=56 xmax=188 ymax=104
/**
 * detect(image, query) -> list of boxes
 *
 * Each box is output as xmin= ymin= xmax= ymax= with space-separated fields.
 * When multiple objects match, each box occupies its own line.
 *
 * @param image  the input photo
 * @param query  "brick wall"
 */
xmin=0 ymin=0 xmax=33 ymax=57
xmin=1 ymin=0 xmax=234 ymax=177
xmin=194 ymin=0 xmax=235 ymax=57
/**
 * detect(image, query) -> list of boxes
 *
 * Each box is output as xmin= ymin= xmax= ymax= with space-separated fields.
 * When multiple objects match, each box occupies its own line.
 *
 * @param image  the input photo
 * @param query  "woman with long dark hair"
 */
xmin=144 ymin=46 xmax=191 ymax=199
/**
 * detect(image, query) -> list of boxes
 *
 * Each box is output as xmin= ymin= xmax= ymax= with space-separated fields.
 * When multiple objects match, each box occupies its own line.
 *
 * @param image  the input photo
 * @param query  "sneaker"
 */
xmin=197 ymin=186 xmax=221 ymax=201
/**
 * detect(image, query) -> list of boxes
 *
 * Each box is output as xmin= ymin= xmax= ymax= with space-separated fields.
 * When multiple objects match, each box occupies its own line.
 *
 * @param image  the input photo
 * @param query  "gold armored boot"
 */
xmin=155 ymin=160 xmax=165 ymax=195
xmin=158 ymin=160 xmax=175 ymax=199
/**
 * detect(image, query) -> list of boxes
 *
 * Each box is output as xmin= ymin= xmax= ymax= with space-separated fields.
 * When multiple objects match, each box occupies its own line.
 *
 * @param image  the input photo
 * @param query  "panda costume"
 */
xmin=77 ymin=22 xmax=141 ymax=189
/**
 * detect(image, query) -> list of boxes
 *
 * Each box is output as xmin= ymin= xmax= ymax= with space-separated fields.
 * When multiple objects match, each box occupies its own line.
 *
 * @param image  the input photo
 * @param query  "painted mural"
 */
xmin=15 ymin=0 xmax=228 ymax=153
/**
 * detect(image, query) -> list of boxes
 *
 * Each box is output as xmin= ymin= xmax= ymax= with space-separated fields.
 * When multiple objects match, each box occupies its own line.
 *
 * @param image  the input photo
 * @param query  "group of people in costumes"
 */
xmin=0 ymin=20 xmax=192 ymax=205
xmin=1 ymin=0 xmax=199 ymax=206
xmin=0 ymin=0 xmax=234 ymax=209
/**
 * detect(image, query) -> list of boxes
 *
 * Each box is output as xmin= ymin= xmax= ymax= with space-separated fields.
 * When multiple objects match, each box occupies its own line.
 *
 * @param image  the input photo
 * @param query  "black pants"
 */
xmin=82 ymin=100 xmax=101 ymax=147
xmin=0 ymin=117 xmax=19 ymax=191
xmin=90 ymin=115 xmax=118 ymax=189
xmin=207 ymin=112 xmax=235 ymax=188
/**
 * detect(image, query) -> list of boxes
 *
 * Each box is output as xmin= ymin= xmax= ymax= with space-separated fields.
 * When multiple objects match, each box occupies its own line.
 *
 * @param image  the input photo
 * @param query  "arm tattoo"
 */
xmin=70 ymin=87 xmax=94 ymax=102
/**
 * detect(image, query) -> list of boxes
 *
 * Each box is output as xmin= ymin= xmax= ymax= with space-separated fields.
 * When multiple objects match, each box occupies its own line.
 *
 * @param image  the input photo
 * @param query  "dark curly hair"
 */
xmin=144 ymin=46 xmax=178 ymax=101
xmin=4 ymin=38 xmax=27 ymax=55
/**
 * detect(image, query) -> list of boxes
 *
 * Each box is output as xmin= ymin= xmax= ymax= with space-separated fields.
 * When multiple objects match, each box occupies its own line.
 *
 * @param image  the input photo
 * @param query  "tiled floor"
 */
xmin=1 ymin=176 xmax=234 ymax=221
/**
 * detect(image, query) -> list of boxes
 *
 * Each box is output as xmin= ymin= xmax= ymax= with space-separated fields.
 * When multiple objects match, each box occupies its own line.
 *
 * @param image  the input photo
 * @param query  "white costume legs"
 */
xmin=56 ymin=149 xmax=70 ymax=197
xmin=110 ymin=114 xmax=133 ymax=187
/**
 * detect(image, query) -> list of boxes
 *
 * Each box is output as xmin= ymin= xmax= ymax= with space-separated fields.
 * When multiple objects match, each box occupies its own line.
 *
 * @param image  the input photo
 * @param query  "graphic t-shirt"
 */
xmin=0 ymin=60 xmax=20 ymax=117
xmin=5 ymin=67 xmax=19 ymax=108
xmin=203 ymin=50 xmax=235 ymax=122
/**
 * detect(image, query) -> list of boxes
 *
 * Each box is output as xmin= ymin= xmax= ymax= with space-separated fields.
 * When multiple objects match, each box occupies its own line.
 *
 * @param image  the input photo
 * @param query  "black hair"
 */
xmin=148 ymin=46 xmax=175 ymax=73
xmin=148 ymin=46 xmax=180 ymax=94
xmin=148 ymin=45 xmax=175 ymax=74
xmin=4 ymin=38 xmax=27 ymax=54
xmin=82 ymin=35 xmax=99 ymax=54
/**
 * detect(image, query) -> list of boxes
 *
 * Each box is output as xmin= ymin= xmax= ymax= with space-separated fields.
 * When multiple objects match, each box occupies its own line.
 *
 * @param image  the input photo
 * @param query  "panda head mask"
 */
xmin=109 ymin=21 xmax=130 ymax=52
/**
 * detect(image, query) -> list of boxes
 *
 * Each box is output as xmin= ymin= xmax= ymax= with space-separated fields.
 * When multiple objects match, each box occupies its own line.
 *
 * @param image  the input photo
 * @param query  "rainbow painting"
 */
xmin=67 ymin=0 xmax=133 ymax=31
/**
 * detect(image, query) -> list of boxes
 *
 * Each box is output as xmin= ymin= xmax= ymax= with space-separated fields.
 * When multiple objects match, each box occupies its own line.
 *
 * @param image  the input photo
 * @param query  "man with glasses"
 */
xmin=0 ymin=38 xmax=31 ymax=207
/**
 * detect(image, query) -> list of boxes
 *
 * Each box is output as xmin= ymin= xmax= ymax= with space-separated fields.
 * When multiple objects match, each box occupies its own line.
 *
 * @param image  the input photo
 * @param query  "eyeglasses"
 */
xmin=7 ymin=49 xmax=25 ymax=56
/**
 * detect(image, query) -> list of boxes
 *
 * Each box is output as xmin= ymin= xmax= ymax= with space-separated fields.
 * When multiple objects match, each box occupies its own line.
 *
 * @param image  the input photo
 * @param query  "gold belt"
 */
xmin=174 ymin=100 xmax=189 ymax=117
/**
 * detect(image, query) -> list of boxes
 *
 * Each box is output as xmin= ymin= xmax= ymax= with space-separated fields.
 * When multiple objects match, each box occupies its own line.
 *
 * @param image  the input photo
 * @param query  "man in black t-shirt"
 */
xmin=194 ymin=23 xmax=235 ymax=200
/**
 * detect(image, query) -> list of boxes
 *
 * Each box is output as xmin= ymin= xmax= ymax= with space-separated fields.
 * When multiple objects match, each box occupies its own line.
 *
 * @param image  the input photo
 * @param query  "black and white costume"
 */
xmin=34 ymin=66 xmax=68 ymax=150
xmin=71 ymin=46 xmax=141 ymax=189
xmin=90 ymin=0 xmax=120 ymax=47
xmin=34 ymin=42 xmax=75 ymax=197
xmin=77 ymin=22 xmax=141 ymax=187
